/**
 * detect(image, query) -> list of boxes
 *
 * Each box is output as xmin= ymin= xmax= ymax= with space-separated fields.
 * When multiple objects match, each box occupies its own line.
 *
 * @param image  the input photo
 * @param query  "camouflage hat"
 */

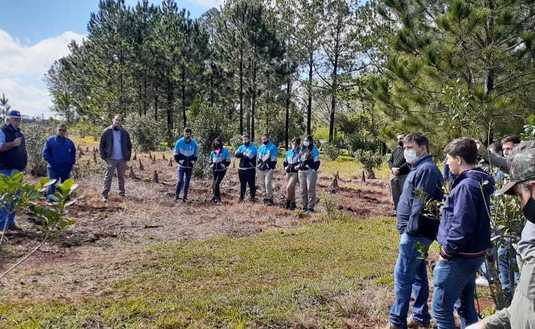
xmin=496 ymin=141 xmax=535 ymax=195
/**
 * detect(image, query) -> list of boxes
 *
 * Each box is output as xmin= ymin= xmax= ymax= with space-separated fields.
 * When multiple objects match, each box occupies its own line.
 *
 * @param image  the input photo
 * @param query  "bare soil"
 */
xmin=0 ymin=151 xmax=393 ymax=303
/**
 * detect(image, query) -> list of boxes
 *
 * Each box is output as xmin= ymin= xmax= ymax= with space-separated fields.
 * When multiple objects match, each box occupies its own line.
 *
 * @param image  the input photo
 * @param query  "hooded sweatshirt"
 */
xmin=438 ymin=168 xmax=495 ymax=259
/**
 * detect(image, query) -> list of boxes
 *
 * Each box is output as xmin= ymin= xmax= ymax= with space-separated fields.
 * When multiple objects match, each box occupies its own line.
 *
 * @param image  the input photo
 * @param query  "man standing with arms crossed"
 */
xmin=0 ymin=110 xmax=27 ymax=232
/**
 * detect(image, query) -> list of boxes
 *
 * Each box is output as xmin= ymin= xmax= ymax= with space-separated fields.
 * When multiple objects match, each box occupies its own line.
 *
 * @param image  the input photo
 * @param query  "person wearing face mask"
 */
xmin=235 ymin=134 xmax=257 ymax=202
xmin=476 ymin=136 xmax=521 ymax=175
xmin=389 ymin=134 xmax=410 ymax=215
xmin=388 ymin=133 xmax=443 ymax=329
xmin=0 ymin=110 xmax=27 ymax=232
xmin=466 ymin=141 xmax=535 ymax=329
xmin=99 ymin=114 xmax=132 ymax=202
xmin=257 ymin=134 xmax=279 ymax=205
xmin=298 ymin=136 xmax=320 ymax=212
xmin=173 ymin=127 xmax=199 ymax=203
xmin=42 ymin=124 xmax=76 ymax=200
xmin=284 ymin=137 xmax=301 ymax=210
xmin=209 ymin=138 xmax=231 ymax=204
xmin=432 ymin=138 xmax=495 ymax=329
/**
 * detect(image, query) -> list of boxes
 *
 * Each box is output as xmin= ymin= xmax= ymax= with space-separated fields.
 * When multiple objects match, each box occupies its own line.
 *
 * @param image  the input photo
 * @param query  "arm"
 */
xmin=235 ymin=146 xmax=243 ymax=158
xmin=407 ymin=168 xmax=441 ymax=232
xmin=478 ymin=142 xmax=510 ymax=173
xmin=0 ymin=130 xmax=21 ymax=153
xmin=125 ymin=131 xmax=132 ymax=161
xmin=99 ymin=132 xmax=107 ymax=160
xmin=441 ymin=185 xmax=478 ymax=259
xmin=42 ymin=139 xmax=52 ymax=164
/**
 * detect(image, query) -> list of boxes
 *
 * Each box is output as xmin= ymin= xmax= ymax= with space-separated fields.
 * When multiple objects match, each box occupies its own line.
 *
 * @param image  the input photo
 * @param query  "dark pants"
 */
xmin=238 ymin=169 xmax=256 ymax=200
xmin=212 ymin=170 xmax=226 ymax=201
xmin=176 ymin=166 xmax=193 ymax=200
xmin=391 ymin=174 xmax=407 ymax=211
xmin=47 ymin=167 xmax=71 ymax=198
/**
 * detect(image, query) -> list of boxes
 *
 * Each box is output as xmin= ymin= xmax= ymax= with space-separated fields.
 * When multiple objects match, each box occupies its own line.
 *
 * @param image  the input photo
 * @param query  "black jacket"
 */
xmin=99 ymin=127 xmax=132 ymax=161
xmin=388 ymin=146 xmax=410 ymax=176
xmin=0 ymin=124 xmax=27 ymax=171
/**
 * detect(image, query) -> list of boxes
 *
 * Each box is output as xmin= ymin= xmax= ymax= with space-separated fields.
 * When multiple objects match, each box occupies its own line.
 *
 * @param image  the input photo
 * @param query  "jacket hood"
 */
xmin=455 ymin=168 xmax=495 ymax=196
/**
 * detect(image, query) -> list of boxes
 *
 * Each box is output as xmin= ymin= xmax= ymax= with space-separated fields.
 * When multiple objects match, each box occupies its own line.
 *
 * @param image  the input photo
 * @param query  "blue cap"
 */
xmin=7 ymin=110 xmax=21 ymax=118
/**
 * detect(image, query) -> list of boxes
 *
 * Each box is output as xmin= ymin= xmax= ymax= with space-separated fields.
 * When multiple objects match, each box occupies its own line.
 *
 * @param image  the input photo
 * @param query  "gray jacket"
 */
xmin=99 ymin=126 xmax=132 ymax=161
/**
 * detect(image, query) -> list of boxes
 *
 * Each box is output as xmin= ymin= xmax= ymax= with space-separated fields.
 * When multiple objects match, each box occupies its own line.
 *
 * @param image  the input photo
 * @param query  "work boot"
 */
xmin=285 ymin=200 xmax=291 ymax=209
xmin=290 ymin=202 xmax=296 ymax=210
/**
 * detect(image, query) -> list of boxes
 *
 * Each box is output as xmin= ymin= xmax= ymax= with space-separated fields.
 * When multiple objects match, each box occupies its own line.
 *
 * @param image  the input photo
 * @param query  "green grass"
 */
xmin=0 ymin=217 xmax=399 ymax=329
xmin=320 ymin=155 xmax=391 ymax=181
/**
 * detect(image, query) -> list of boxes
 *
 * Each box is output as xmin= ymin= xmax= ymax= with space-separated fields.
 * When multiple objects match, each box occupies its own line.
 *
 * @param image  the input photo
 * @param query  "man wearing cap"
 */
xmin=468 ymin=141 xmax=535 ymax=328
xmin=0 ymin=110 xmax=27 ymax=231
xmin=42 ymin=124 xmax=76 ymax=200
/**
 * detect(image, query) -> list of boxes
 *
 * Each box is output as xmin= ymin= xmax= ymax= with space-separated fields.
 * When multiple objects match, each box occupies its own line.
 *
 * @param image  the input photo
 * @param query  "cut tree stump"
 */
xmin=139 ymin=159 xmax=144 ymax=171
xmin=361 ymin=170 xmax=366 ymax=183
xmin=93 ymin=152 xmax=97 ymax=163
xmin=133 ymin=152 xmax=137 ymax=161
xmin=329 ymin=171 xmax=340 ymax=193
xmin=168 ymin=158 xmax=173 ymax=167
xmin=153 ymin=170 xmax=159 ymax=183
xmin=129 ymin=166 xmax=137 ymax=179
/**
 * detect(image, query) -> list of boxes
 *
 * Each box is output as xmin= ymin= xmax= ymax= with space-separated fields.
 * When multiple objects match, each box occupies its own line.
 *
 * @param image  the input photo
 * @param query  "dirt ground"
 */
xmin=0 ymin=150 xmax=393 ymax=303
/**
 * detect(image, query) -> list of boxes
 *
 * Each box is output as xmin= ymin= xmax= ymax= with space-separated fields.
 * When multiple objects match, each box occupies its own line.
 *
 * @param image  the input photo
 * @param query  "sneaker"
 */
xmin=7 ymin=224 xmax=22 ymax=232
xmin=308 ymin=208 xmax=315 ymax=213
xmin=119 ymin=192 xmax=126 ymax=198
xmin=239 ymin=197 xmax=245 ymax=203
xmin=383 ymin=324 xmax=401 ymax=329
xmin=290 ymin=202 xmax=296 ymax=210
xmin=265 ymin=198 xmax=274 ymax=206
xmin=475 ymin=276 xmax=490 ymax=287
xmin=101 ymin=195 xmax=108 ymax=202
xmin=408 ymin=317 xmax=430 ymax=329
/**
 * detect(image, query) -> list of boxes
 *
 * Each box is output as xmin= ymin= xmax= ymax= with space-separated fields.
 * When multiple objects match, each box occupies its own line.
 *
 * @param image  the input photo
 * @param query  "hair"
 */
xmin=502 ymin=135 xmax=521 ymax=145
xmin=184 ymin=127 xmax=192 ymax=134
xmin=57 ymin=123 xmax=67 ymax=130
xmin=444 ymin=138 xmax=478 ymax=165
xmin=403 ymin=133 xmax=429 ymax=152
xmin=262 ymin=133 xmax=269 ymax=138
xmin=292 ymin=137 xmax=301 ymax=144
xmin=113 ymin=114 xmax=122 ymax=120
xmin=212 ymin=137 xmax=223 ymax=149
xmin=242 ymin=134 xmax=249 ymax=139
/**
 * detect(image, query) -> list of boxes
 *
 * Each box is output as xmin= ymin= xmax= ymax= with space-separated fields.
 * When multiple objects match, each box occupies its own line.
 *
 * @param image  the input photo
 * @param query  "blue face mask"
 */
xmin=404 ymin=149 xmax=418 ymax=164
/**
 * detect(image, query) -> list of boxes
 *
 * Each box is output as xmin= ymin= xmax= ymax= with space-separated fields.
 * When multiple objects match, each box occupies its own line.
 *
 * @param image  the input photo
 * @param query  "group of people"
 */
xmin=0 ymin=112 xmax=323 ymax=233
xmin=387 ymin=133 xmax=535 ymax=329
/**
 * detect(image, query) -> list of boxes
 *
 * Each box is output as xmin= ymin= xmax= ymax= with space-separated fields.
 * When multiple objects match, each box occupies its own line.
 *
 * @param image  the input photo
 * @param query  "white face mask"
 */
xmin=404 ymin=149 xmax=419 ymax=164
xmin=303 ymin=141 xmax=310 ymax=147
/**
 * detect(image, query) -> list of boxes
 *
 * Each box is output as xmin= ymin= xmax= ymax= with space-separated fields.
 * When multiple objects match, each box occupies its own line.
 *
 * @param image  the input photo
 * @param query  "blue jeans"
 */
xmin=47 ymin=167 xmax=71 ymax=198
xmin=497 ymin=245 xmax=519 ymax=297
xmin=0 ymin=169 xmax=17 ymax=230
xmin=389 ymin=233 xmax=432 ymax=328
xmin=175 ymin=166 xmax=193 ymax=200
xmin=432 ymin=257 xmax=483 ymax=329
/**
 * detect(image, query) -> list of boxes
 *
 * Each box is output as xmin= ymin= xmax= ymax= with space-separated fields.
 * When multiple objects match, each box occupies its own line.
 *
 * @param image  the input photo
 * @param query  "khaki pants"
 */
xmin=483 ymin=260 xmax=535 ymax=328
xmin=257 ymin=169 xmax=274 ymax=200
xmin=390 ymin=174 xmax=407 ymax=211
xmin=286 ymin=172 xmax=298 ymax=202
xmin=102 ymin=159 xmax=127 ymax=197
xmin=299 ymin=169 xmax=317 ymax=210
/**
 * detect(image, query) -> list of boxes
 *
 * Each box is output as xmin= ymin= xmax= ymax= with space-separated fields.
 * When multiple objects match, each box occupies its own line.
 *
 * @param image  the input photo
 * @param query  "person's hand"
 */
xmin=13 ymin=137 xmax=22 ymax=147
xmin=392 ymin=168 xmax=400 ymax=176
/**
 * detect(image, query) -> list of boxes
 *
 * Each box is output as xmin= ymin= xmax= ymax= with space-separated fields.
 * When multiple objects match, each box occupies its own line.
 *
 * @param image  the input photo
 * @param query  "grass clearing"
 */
xmin=1 ymin=217 xmax=398 ymax=328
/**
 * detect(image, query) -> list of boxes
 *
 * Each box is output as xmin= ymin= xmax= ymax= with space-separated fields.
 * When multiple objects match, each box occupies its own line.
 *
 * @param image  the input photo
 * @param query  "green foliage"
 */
xmin=125 ymin=115 xmax=166 ymax=152
xmin=23 ymin=122 xmax=54 ymax=177
xmin=322 ymin=142 xmax=341 ymax=161
xmin=0 ymin=173 xmax=76 ymax=235
xmin=353 ymin=150 xmax=384 ymax=172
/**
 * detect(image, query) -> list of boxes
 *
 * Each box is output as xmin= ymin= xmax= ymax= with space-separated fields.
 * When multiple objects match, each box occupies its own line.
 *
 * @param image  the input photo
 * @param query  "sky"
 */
xmin=0 ymin=0 xmax=223 ymax=118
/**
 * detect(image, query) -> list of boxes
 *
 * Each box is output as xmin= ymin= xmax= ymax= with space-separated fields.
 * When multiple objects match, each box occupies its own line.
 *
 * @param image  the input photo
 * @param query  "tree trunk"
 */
xmin=328 ymin=40 xmax=340 ymax=143
xmin=239 ymin=50 xmax=244 ymax=136
xmin=285 ymin=78 xmax=292 ymax=150
xmin=307 ymin=50 xmax=314 ymax=136
xmin=181 ymin=65 xmax=187 ymax=129
xmin=166 ymin=79 xmax=174 ymax=144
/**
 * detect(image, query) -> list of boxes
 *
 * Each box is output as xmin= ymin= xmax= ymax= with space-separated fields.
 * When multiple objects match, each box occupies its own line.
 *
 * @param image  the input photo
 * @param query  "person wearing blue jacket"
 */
xmin=284 ymin=137 xmax=301 ymax=210
xmin=235 ymin=134 xmax=257 ymax=202
xmin=173 ymin=127 xmax=198 ymax=202
xmin=432 ymin=138 xmax=495 ymax=329
xmin=298 ymin=136 xmax=320 ymax=212
xmin=388 ymin=133 xmax=444 ymax=329
xmin=257 ymin=134 xmax=278 ymax=205
xmin=209 ymin=137 xmax=231 ymax=204
xmin=42 ymin=124 xmax=76 ymax=199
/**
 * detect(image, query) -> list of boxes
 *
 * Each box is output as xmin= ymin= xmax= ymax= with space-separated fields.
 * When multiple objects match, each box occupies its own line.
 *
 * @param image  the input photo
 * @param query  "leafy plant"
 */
xmin=24 ymin=122 xmax=54 ymax=177
xmin=322 ymin=142 xmax=341 ymax=161
xmin=353 ymin=150 xmax=384 ymax=179
xmin=125 ymin=115 xmax=166 ymax=152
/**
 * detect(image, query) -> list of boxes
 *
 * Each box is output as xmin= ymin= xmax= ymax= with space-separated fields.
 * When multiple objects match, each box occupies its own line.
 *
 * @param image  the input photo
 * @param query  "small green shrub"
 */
xmin=125 ymin=115 xmax=166 ymax=152
xmin=353 ymin=150 xmax=384 ymax=179
xmin=322 ymin=143 xmax=341 ymax=161
xmin=24 ymin=122 xmax=54 ymax=177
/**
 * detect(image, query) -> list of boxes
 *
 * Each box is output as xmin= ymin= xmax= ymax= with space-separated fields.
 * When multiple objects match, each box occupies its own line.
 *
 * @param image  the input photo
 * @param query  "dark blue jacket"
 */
xmin=42 ymin=135 xmax=76 ymax=173
xmin=438 ymin=168 xmax=495 ymax=259
xmin=0 ymin=124 xmax=27 ymax=171
xmin=397 ymin=155 xmax=444 ymax=238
